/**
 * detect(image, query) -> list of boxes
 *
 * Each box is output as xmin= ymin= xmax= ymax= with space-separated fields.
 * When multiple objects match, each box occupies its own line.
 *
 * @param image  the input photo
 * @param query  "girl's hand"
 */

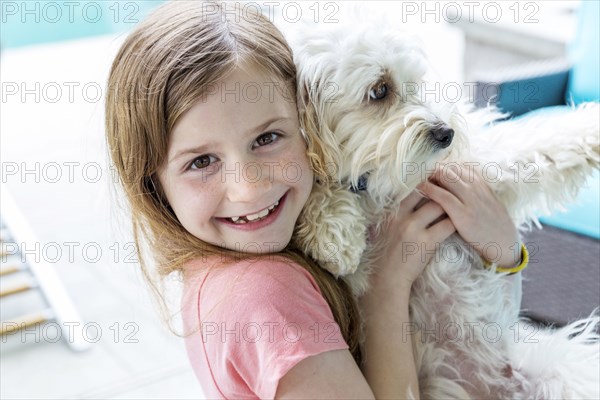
xmin=418 ymin=164 xmax=521 ymax=269
xmin=368 ymin=191 xmax=456 ymax=292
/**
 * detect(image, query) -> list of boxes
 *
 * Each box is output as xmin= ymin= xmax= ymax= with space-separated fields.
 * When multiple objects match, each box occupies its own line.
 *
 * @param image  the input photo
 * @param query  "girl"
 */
xmin=105 ymin=1 xmax=523 ymax=398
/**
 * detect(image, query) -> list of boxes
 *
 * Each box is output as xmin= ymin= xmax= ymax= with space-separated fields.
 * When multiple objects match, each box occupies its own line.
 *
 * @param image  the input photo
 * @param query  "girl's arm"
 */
xmin=359 ymin=277 xmax=419 ymax=399
xmin=358 ymin=166 xmax=522 ymax=398
xmin=358 ymin=191 xmax=456 ymax=399
xmin=276 ymin=349 xmax=375 ymax=399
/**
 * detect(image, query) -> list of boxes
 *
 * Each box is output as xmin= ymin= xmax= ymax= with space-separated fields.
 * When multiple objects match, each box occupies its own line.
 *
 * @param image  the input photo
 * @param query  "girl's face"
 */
xmin=157 ymin=65 xmax=313 ymax=254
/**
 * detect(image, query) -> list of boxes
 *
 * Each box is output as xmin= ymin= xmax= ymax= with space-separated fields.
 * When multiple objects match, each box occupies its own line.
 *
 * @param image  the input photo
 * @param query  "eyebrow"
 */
xmin=169 ymin=116 xmax=291 ymax=163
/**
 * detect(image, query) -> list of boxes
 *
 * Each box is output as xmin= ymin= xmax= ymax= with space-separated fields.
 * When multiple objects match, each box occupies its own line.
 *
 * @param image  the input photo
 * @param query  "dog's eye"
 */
xmin=369 ymin=82 xmax=388 ymax=100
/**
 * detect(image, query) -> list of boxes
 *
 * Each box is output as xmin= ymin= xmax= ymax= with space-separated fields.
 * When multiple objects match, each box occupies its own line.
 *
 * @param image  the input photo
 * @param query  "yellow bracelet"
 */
xmin=483 ymin=243 xmax=529 ymax=275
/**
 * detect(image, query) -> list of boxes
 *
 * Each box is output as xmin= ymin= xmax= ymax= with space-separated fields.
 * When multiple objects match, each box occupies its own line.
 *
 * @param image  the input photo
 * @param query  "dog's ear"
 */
xmin=289 ymin=18 xmax=345 ymax=183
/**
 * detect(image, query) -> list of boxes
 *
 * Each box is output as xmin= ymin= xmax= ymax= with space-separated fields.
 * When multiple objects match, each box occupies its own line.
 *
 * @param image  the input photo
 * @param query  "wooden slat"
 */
xmin=0 ymin=264 xmax=21 ymax=276
xmin=0 ymin=282 xmax=33 ymax=297
xmin=1 ymin=311 xmax=50 ymax=335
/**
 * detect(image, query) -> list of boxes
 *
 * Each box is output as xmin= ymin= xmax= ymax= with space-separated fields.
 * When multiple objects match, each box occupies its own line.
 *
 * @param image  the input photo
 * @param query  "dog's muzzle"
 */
xmin=430 ymin=126 xmax=454 ymax=148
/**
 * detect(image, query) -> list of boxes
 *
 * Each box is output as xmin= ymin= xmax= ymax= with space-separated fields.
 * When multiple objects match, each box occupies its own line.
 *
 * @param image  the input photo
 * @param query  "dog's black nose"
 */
xmin=430 ymin=126 xmax=454 ymax=148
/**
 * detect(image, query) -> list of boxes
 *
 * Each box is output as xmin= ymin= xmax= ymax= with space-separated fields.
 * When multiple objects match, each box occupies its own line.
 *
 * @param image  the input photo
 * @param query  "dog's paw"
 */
xmin=320 ymin=226 xmax=368 ymax=276
xmin=295 ymin=182 xmax=368 ymax=276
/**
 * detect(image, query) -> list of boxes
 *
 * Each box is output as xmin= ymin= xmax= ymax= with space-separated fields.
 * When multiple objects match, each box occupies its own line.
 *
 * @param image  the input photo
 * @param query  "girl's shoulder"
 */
xmin=182 ymin=254 xmax=324 ymax=312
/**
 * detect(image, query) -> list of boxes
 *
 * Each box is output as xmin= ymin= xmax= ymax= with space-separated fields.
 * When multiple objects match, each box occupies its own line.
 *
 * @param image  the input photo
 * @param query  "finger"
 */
xmin=400 ymin=190 xmax=426 ymax=212
xmin=439 ymin=166 xmax=496 ymax=206
xmin=427 ymin=216 xmax=456 ymax=242
xmin=419 ymin=180 xmax=463 ymax=215
xmin=431 ymin=166 xmax=469 ymax=203
xmin=413 ymin=196 xmax=430 ymax=211
xmin=412 ymin=200 xmax=448 ymax=229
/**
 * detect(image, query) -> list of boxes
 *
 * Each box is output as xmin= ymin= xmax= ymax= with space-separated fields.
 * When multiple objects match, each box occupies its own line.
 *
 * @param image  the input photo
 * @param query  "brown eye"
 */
xmin=191 ymin=155 xmax=216 ymax=170
xmin=369 ymin=81 xmax=388 ymax=100
xmin=253 ymin=132 xmax=280 ymax=149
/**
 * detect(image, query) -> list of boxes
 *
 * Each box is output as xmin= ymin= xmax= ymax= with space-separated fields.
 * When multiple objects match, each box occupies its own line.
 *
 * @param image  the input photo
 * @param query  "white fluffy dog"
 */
xmin=279 ymin=7 xmax=600 ymax=400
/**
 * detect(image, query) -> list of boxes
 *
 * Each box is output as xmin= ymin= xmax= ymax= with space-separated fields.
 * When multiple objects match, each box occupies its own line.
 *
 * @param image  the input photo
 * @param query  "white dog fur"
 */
xmin=277 ymin=6 xmax=600 ymax=399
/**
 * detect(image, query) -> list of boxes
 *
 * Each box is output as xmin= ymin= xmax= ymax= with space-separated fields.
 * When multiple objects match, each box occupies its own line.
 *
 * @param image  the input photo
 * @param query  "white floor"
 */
xmin=0 ymin=35 xmax=205 ymax=399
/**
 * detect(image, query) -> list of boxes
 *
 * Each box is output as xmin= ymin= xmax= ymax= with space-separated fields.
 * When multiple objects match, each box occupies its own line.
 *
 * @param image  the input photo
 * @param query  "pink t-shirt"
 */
xmin=181 ymin=255 xmax=349 ymax=399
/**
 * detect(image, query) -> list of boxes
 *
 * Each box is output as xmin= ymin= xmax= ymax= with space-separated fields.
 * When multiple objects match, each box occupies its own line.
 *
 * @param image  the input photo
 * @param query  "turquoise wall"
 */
xmin=1 ymin=0 xmax=165 ymax=49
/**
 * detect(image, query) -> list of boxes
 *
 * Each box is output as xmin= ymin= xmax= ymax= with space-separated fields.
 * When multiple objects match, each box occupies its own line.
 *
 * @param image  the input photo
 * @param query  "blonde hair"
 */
xmin=105 ymin=1 xmax=361 ymax=363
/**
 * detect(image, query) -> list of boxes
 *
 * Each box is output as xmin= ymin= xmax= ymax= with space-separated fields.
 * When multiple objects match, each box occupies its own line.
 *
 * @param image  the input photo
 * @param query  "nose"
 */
xmin=225 ymin=163 xmax=273 ymax=204
xmin=430 ymin=126 xmax=454 ymax=148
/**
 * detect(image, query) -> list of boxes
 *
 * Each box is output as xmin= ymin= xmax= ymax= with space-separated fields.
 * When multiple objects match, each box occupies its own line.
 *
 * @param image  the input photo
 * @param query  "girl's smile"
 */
xmin=215 ymin=190 xmax=288 ymax=231
xmin=157 ymin=65 xmax=313 ymax=253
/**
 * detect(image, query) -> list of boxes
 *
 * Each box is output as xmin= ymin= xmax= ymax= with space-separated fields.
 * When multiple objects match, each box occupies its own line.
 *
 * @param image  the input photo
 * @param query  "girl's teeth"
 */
xmin=247 ymin=208 xmax=269 ymax=221
xmin=228 ymin=199 xmax=280 ymax=224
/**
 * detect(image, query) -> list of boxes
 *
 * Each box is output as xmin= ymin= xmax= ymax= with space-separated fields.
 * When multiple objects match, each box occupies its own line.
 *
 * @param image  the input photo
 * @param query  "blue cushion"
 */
xmin=566 ymin=0 xmax=600 ymax=104
xmin=496 ymin=72 xmax=569 ymax=117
